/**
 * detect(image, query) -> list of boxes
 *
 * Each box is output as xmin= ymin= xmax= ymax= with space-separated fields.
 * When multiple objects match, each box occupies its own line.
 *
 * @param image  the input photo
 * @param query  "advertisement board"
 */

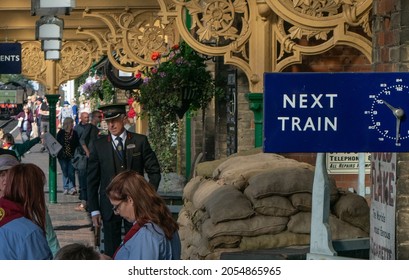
xmin=370 ymin=152 xmax=396 ymax=259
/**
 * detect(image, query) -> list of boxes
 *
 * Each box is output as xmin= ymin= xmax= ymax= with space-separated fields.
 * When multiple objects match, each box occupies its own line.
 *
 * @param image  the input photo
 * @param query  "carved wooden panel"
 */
xmin=20 ymin=0 xmax=373 ymax=93
xmin=21 ymin=41 xmax=47 ymax=86
xmin=77 ymin=8 xmax=180 ymax=73
xmin=267 ymin=0 xmax=372 ymax=72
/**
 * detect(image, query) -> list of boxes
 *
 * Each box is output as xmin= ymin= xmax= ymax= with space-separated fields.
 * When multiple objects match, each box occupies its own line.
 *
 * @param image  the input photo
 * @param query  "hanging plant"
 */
xmin=133 ymin=42 xmax=217 ymax=176
xmin=80 ymin=76 xmax=115 ymax=103
xmin=136 ymin=41 xmax=216 ymax=123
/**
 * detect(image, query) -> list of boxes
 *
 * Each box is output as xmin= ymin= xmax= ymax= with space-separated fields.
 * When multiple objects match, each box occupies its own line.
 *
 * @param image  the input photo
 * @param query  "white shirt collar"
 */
xmin=113 ymin=130 xmax=127 ymax=143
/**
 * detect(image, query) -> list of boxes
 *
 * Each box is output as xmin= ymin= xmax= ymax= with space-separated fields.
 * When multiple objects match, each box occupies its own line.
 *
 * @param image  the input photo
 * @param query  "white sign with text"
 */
xmin=326 ymin=152 xmax=371 ymax=174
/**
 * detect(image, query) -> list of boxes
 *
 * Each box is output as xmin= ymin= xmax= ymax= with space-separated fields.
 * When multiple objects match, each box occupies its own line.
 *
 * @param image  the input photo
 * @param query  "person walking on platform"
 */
xmin=87 ymin=103 xmax=161 ymax=257
xmin=13 ymin=104 xmax=35 ymax=143
xmin=73 ymin=111 xmax=90 ymax=211
xmin=74 ymin=110 xmax=102 ymax=212
xmin=34 ymin=97 xmax=42 ymax=139
xmin=57 ymin=117 xmax=80 ymax=195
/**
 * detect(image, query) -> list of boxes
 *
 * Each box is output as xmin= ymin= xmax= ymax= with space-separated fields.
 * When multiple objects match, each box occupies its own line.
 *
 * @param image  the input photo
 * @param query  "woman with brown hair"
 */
xmin=0 ymin=163 xmax=52 ymax=259
xmin=106 ymin=170 xmax=181 ymax=260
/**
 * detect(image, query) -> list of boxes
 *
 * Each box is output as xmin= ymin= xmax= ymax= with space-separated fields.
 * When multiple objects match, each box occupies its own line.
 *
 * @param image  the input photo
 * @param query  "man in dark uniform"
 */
xmin=87 ymin=104 xmax=161 ymax=257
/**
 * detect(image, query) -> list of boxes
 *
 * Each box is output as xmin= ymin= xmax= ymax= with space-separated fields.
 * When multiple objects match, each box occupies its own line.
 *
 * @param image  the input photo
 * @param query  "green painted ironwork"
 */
xmin=245 ymin=93 xmax=263 ymax=148
xmin=45 ymin=94 xmax=60 ymax=203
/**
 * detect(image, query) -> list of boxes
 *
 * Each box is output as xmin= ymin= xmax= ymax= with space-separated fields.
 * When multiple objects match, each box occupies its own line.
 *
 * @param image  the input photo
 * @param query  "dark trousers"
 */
xmin=102 ymin=217 xmax=132 ymax=257
xmin=78 ymin=166 xmax=88 ymax=201
xmin=58 ymin=158 xmax=76 ymax=191
xmin=36 ymin=118 xmax=41 ymax=137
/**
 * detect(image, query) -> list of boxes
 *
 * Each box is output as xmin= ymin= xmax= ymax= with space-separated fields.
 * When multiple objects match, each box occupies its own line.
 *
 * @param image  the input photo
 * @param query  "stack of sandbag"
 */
xmin=178 ymin=152 xmax=370 ymax=260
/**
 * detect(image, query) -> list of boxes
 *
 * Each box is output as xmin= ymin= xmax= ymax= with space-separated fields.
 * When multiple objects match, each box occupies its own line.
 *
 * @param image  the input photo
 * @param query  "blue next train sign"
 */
xmin=0 ymin=43 xmax=21 ymax=74
xmin=264 ymin=72 xmax=409 ymax=153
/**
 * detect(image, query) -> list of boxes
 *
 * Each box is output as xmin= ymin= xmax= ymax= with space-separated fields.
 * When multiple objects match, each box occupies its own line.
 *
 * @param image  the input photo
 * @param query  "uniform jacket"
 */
xmin=114 ymin=222 xmax=181 ymax=260
xmin=87 ymin=131 xmax=161 ymax=220
xmin=0 ymin=217 xmax=52 ymax=260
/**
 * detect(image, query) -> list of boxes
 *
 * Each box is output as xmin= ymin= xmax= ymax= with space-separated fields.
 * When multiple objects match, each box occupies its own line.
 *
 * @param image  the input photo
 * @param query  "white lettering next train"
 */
xmin=277 ymin=116 xmax=338 ymax=131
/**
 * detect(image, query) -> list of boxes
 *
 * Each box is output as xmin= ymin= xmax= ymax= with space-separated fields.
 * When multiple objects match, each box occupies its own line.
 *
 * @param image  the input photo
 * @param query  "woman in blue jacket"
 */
xmin=0 ymin=163 xmax=52 ymax=259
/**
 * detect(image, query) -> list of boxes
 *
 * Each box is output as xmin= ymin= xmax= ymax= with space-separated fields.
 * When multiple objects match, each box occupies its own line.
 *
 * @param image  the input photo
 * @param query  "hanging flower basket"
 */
xmin=136 ymin=41 xmax=216 ymax=123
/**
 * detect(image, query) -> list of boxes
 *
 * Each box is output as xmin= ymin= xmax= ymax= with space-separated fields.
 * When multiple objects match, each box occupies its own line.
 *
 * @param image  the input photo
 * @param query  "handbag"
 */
xmin=71 ymin=147 xmax=87 ymax=170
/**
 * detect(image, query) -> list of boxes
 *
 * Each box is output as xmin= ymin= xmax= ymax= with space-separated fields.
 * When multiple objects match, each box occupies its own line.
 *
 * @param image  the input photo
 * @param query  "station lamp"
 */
xmin=35 ymin=15 xmax=64 ymax=60
xmin=31 ymin=0 xmax=75 ymax=16
xmin=31 ymin=0 xmax=76 ymax=60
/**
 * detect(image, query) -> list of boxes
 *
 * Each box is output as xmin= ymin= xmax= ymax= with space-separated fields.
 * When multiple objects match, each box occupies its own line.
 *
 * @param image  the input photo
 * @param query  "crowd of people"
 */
xmin=0 ymin=97 xmax=181 ymax=260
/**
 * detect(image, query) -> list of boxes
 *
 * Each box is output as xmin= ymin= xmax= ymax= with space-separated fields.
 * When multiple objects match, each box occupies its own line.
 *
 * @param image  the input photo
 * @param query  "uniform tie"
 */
xmin=116 ymin=136 xmax=124 ymax=153
xmin=116 ymin=136 xmax=126 ymax=168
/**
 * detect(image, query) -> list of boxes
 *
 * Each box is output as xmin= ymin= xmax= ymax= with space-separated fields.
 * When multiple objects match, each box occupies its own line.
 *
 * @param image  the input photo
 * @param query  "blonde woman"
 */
xmin=56 ymin=117 xmax=80 ymax=195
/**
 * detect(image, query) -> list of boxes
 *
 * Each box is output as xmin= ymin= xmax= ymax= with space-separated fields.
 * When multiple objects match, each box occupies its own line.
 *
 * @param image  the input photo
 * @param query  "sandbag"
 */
xmin=196 ymin=159 xmax=225 ymax=178
xmin=212 ymin=153 xmax=286 ymax=179
xmin=208 ymin=235 xmax=242 ymax=249
xmin=204 ymin=185 xmax=254 ymax=224
xmin=287 ymin=212 xmax=369 ymax=240
xmin=248 ymin=195 xmax=298 ymax=217
xmin=183 ymin=176 xmax=205 ymax=202
xmin=290 ymin=193 xmax=312 ymax=212
xmin=192 ymin=179 xmax=223 ymax=210
xmin=245 ymin=166 xmax=337 ymax=198
xmin=202 ymin=215 xmax=288 ymax=239
xmin=240 ymin=231 xmax=310 ymax=250
xmin=333 ymin=192 xmax=370 ymax=233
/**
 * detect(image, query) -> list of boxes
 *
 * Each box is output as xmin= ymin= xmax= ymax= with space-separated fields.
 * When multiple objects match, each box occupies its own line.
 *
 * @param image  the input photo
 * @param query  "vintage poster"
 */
xmin=370 ymin=153 xmax=396 ymax=259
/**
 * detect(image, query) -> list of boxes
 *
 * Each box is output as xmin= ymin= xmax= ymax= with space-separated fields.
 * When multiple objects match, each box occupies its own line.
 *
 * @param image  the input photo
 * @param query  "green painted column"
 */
xmin=45 ymin=94 xmax=60 ymax=203
xmin=245 ymin=93 xmax=263 ymax=148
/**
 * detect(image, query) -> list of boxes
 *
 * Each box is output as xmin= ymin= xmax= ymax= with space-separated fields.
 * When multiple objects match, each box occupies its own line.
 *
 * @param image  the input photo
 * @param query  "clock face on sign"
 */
xmin=369 ymin=81 xmax=409 ymax=146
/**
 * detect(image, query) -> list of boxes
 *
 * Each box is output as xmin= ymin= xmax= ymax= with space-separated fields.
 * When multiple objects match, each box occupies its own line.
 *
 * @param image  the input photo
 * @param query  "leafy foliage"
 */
xmin=136 ymin=41 xmax=216 ymax=123
xmin=80 ymin=77 xmax=114 ymax=103
xmin=134 ymin=42 xmax=217 ymax=176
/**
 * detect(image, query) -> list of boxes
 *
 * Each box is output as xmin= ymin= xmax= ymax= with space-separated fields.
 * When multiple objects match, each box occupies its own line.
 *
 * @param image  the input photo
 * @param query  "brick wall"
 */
xmin=373 ymin=0 xmax=409 ymax=259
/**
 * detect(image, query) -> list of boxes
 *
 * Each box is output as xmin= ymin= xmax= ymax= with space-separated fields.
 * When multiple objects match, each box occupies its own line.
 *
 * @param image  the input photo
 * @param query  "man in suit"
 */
xmin=87 ymin=104 xmax=161 ymax=257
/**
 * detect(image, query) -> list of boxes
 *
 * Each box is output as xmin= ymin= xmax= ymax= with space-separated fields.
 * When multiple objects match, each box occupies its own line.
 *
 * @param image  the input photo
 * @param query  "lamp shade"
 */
xmin=35 ymin=16 xmax=64 ymax=40
xmin=41 ymin=39 xmax=62 ymax=51
xmin=44 ymin=50 xmax=61 ymax=60
xmin=38 ymin=0 xmax=75 ymax=8
xmin=31 ymin=0 xmax=76 ymax=16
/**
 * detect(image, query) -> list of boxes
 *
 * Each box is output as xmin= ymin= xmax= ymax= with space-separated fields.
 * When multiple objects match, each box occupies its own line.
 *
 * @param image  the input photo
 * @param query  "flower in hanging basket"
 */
xmin=81 ymin=79 xmax=101 ymax=99
xmin=136 ymin=41 xmax=215 ymax=121
xmin=80 ymin=77 xmax=114 ymax=102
